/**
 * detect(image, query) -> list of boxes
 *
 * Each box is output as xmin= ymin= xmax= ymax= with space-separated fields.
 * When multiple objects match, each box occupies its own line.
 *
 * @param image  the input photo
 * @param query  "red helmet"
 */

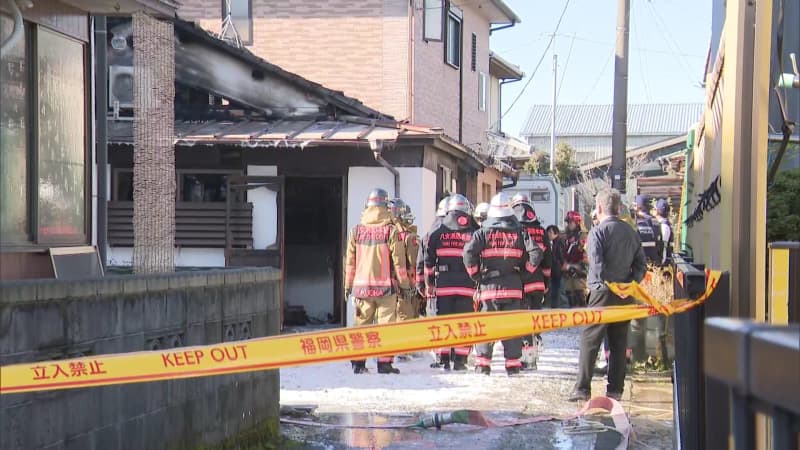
xmin=566 ymin=210 xmax=582 ymax=225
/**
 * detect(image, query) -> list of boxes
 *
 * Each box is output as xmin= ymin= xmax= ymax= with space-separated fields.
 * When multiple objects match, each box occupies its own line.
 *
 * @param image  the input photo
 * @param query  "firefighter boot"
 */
xmin=475 ymin=365 xmax=491 ymax=375
xmin=439 ymin=353 xmax=451 ymax=371
xmin=351 ymin=360 xmax=368 ymax=374
xmin=377 ymin=362 xmax=400 ymax=374
xmin=452 ymin=354 xmax=468 ymax=371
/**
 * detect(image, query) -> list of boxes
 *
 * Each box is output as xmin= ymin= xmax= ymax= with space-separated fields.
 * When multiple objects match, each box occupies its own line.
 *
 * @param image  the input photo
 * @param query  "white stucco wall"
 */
xmin=106 ymin=247 xmax=225 ymax=267
xmin=246 ymin=165 xmax=279 ymax=250
xmin=344 ymin=166 xmax=437 ymax=327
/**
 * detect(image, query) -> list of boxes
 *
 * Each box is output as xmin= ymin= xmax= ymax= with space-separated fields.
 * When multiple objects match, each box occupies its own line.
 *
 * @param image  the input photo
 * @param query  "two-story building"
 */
xmin=176 ymin=0 xmax=522 ymax=200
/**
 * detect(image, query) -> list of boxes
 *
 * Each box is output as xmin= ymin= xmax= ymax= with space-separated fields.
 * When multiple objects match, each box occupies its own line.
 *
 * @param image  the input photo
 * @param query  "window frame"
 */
xmin=444 ymin=8 xmax=462 ymax=69
xmin=34 ymin=27 xmax=91 ymax=246
xmin=478 ymin=72 xmax=488 ymax=112
xmin=0 ymin=22 xmax=91 ymax=249
xmin=422 ymin=0 xmax=444 ymax=42
xmin=176 ymin=169 xmax=244 ymax=203
xmin=221 ymin=0 xmax=253 ymax=46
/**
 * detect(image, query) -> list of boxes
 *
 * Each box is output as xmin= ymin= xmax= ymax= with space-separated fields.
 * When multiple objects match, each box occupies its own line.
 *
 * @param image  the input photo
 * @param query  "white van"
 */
xmin=502 ymin=175 xmax=561 ymax=229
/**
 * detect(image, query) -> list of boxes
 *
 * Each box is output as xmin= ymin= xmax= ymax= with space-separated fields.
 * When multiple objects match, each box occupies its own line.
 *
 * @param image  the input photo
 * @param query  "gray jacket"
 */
xmin=587 ymin=216 xmax=647 ymax=291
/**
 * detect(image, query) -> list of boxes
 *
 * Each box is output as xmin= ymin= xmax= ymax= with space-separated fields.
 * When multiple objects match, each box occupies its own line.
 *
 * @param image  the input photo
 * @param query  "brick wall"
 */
xmin=178 ymin=0 xmax=410 ymax=119
xmin=412 ymin=3 xmax=490 ymax=148
xmin=0 ymin=268 xmax=281 ymax=450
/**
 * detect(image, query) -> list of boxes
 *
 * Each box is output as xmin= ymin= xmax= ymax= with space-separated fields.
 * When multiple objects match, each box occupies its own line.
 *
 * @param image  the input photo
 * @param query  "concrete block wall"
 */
xmin=0 ymin=267 xmax=281 ymax=450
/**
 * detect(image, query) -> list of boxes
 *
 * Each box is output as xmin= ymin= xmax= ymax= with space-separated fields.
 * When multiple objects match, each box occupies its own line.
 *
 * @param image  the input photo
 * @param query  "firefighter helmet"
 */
xmin=388 ymin=198 xmax=406 ymax=218
xmin=474 ymin=202 xmax=490 ymax=221
xmin=436 ymin=197 xmax=449 ymax=217
xmin=510 ymin=193 xmax=532 ymax=209
xmin=366 ymin=188 xmax=389 ymax=208
xmin=487 ymin=192 xmax=514 ymax=218
xmin=565 ymin=210 xmax=582 ymax=225
xmin=447 ymin=194 xmax=473 ymax=215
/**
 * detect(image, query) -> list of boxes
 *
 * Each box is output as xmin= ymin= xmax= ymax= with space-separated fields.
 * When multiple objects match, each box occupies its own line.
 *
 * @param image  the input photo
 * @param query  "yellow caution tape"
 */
xmin=0 ymin=271 xmax=722 ymax=395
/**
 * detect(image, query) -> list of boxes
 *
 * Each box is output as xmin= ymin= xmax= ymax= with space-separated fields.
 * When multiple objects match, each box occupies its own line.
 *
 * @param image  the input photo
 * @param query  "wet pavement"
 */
xmin=279 ymin=328 xmax=675 ymax=449
xmin=281 ymin=411 xmax=624 ymax=449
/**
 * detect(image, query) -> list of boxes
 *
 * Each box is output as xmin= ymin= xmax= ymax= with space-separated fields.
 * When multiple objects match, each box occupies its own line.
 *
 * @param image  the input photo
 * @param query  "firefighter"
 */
xmin=563 ymin=210 xmax=588 ymax=308
xmin=389 ymin=198 xmax=422 ymax=321
xmin=423 ymin=194 xmax=479 ymax=371
xmin=473 ymin=202 xmax=490 ymax=226
xmin=418 ymin=196 xmax=449 ymax=368
xmin=511 ymin=193 xmax=552 ymax=370
xmin=464 ymin=192 xmax=544 ymax=376
xmin=344 ymin=188 xmax=412 ymax=374
xmin=416 ymin=196 xmax=450 ymax=314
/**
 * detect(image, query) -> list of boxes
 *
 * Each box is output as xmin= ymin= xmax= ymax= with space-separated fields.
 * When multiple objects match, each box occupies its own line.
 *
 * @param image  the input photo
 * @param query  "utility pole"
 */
xmin=550 ymin=53 xmax=557 ymax=173
xmin=610 ymin=0 xmax=630 ymax=193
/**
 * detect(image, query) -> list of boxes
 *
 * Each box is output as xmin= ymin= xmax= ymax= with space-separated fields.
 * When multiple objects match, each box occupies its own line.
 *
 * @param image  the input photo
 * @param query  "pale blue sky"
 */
xmin=490 ymin=0 xmax=712 ymax=138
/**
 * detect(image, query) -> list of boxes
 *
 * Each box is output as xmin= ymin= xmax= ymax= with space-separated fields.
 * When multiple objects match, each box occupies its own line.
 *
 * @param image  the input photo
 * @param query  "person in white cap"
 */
xmin=463 ymin=192 xmax=544 ymax=376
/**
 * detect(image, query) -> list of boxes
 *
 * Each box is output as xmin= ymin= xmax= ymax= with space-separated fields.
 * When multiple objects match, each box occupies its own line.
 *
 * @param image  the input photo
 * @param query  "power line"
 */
xmin=580 ymin=51 xmax=614 ymax=105
xmin=497 ymin=33 xmax=706 ymax=59
xmin=556 ymin=33 xmax=576 ymax=101
xmin=632 ymin=4 xmax=652 ymax=102
xmin=644 ymin=1 xmax=698 ymax=85
xmin=496 ymin=0 xmax=572 ymax=129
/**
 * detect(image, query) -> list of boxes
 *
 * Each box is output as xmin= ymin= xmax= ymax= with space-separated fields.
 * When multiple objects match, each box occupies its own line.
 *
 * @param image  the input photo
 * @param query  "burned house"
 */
xmin=104 ymin=18 xmax=490 ymax=325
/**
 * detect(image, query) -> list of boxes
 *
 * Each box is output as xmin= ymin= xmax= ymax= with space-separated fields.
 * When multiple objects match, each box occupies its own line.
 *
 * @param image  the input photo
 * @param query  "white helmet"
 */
xmin=436 ymin=196 xmax=449 ymax=217
xmin=487 ymin=192 xmax=514 ymax=218
xmin=447 ymin=194 xmax=473 ymax=215
xmin=473 ymin=202 xmax=490 ymax=221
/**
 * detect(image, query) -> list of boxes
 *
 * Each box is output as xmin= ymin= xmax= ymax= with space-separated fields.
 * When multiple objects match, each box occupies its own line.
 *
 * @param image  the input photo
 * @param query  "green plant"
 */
xmin=554 ymin=142 xmax=577 ymax=186
xmin=523 ymin=151 xmax=550 ymax=175
xmin=767 ymin=168 xmax=800 ymax=242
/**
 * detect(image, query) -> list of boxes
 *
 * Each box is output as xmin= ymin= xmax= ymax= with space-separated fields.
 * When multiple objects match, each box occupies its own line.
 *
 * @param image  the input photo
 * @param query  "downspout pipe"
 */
xmin=374 ymin=150 xmax=400 ymax=198
xmin=94 ymin=15 xmax=109 ymax=269
xmin=0 ymin=0 xmax=23 ymax=56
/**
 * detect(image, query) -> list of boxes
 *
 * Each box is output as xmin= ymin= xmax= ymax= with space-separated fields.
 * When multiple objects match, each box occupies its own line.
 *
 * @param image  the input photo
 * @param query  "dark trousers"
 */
xmin=548 ymin=276 xmax=562 ymax=308
xmin=522 ymin=292 xmax=545 ymax=347
xmin=575 ymin=289 xmax=630 ymax=395
xmin=475 ymin=299 xmax=522 ymax=368
xmin=436 ymin=295 xmax=474 ymax=363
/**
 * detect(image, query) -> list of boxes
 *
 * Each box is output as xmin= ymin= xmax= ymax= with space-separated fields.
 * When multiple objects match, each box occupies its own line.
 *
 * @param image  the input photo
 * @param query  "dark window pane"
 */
xmin=37 ymin=28 xmax=86 ymax=239
xmin=223 ymin=0 xmax=252 ymax=44
xmin=181 ymin=173 xmax=240 ymax=202
xmin=446 ymin=14 xmax=460 ymax=67
xmin=0 ymin=16 xmax=29 ymax=243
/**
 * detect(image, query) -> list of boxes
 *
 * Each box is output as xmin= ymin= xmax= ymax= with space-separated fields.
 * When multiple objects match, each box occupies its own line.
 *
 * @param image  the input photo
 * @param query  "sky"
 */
xmin=489 ymin=0 xmax=712 ymax=139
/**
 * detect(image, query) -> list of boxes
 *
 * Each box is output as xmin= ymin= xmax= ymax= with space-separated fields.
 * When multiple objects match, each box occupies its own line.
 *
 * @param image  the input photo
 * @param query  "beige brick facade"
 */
xmin=178 ymin=1 xmax=501 ymax=150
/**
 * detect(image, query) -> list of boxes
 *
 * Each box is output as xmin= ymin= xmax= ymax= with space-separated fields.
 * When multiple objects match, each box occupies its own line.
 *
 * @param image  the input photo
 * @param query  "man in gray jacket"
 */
xmin=568 ymin=188 xmax=647 ymax=402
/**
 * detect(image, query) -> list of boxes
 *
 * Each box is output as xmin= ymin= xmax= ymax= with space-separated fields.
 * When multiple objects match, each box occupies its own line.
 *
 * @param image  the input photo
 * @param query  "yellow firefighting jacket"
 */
xmin=398 ymin=223 xmax=420 ymax=287
xmin=345 ymin=207 xmax=411 ymax=298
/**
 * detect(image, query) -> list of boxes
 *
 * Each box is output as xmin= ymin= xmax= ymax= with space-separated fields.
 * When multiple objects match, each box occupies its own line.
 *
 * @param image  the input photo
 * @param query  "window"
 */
xmin=37 ymin=29 xmax=87 ymax=242
xmin=530 ymin=189 xmax=551 ymax=202
xmin=423 ymin=0 xmax=443 ymax=41
xmin=177 ymin=171 xmax=243 ymax=203
xmin=0 ymin=17 xmax=29 ymax=244
xmin=0 ymin=21 xmax=89 ymax=247
xmin=222 ymin=0 xmax=252 ymax=45
xmin=478 ymin=72 xmax=488 ymax=111
xmin=481 ymin=182 xmax=492 ymax=202
xmin=470 ymin=33 xmax=477 ymax=72
xmin=445 ymin=10 xmax=461 ymax=68
xmin=437 ymin=165 xmax=454 ymax=199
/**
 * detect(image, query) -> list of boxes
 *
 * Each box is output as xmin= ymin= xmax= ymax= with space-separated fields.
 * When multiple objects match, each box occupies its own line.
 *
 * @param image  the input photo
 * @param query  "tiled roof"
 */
xmin=521 ymin=103 xmax=703 ymax=137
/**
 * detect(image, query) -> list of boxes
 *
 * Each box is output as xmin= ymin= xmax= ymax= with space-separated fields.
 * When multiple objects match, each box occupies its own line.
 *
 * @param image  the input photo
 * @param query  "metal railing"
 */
xmin=704 ymin=318 xmax=800 ymax=450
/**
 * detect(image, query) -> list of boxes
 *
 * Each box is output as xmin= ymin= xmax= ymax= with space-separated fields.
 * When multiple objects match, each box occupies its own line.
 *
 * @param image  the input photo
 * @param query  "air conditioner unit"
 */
xmin=108 ymin=65 xmax=134 ymax=110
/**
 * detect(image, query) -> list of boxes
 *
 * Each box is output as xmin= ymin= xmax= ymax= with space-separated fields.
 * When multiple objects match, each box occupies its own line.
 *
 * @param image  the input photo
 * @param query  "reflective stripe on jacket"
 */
xmin=344 ymin=207 xmax=409 ymax=298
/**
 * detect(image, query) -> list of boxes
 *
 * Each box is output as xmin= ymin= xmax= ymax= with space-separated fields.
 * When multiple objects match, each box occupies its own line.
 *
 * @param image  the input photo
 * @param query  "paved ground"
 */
xmin=280 ymin=327 xmax=674 ymax=449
